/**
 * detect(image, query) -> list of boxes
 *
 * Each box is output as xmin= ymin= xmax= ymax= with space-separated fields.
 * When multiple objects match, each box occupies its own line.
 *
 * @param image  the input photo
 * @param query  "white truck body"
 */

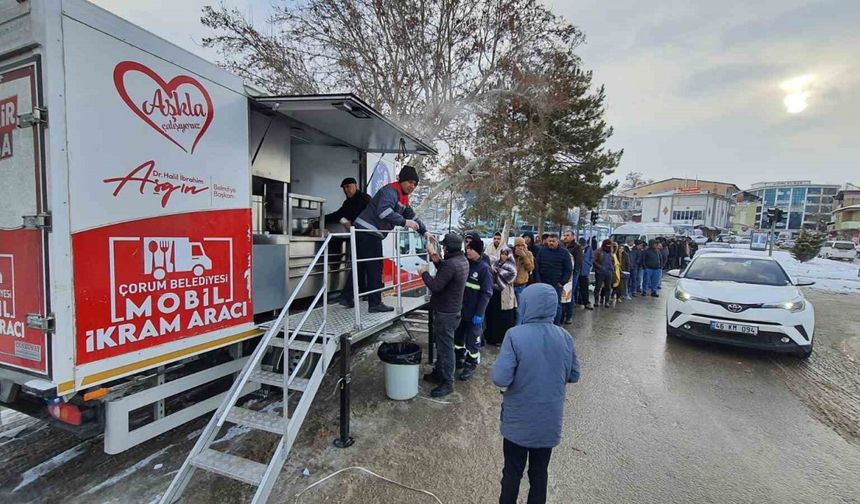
xmin=610 ymin=222 xmax=677 ymax=244
xmin=0 ymin=0 xmax=255 ymax=396
xmin=0 ymin=0 xmax=435 ymax=454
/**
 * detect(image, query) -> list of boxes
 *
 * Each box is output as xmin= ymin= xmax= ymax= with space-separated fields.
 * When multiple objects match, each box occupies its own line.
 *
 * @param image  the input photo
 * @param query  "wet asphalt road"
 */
xmin=2 ymin=279 xmax=859 ymax=503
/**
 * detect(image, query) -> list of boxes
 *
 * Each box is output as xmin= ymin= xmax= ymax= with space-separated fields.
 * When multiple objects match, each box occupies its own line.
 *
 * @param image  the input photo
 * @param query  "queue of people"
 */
xmin=418 ymin=231 xmax=581 ymax=504
xmin=328 ymin=168 xmax=581 ymax=503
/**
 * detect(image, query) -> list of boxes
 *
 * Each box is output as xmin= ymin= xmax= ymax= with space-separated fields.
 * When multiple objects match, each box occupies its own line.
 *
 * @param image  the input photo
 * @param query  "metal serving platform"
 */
xmin=259 ymin=294 xmax=429 ymax=342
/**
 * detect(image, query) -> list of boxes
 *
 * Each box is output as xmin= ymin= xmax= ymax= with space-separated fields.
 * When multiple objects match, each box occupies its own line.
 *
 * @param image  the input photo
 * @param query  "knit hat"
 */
xmin=398 ymin=165 xmax=420 ymax=184
xmin=440 ymin=233 xmax=462 ymax=251
xmin=467 ymin=237 xmax=485 ymax=255
xmin=514 ymin=237 xmax=526 ymax=247
xmin=340 ymin=177 xmax=357 ymax=187
xmin=465 ymin=231 xmax=482 ymax=244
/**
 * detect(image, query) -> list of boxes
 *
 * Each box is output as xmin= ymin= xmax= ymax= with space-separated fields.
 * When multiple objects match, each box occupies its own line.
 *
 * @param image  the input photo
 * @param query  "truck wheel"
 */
xmin=193 ymin=265 xmax=204 ymax=277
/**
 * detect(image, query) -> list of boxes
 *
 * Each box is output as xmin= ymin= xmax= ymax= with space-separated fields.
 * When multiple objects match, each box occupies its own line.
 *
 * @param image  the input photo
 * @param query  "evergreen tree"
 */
xmin=791 ymin=230 xmax=826 ymax=263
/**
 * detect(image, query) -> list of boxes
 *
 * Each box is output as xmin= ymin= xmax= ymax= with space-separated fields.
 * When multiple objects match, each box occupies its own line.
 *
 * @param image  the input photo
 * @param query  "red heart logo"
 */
xmin=113 ymin=61 xmax=214 ymax=154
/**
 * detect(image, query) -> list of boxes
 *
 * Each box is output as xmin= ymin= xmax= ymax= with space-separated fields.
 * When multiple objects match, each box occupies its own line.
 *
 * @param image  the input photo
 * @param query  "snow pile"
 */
xmin=726 ymin=246 xmax=860 ymax=294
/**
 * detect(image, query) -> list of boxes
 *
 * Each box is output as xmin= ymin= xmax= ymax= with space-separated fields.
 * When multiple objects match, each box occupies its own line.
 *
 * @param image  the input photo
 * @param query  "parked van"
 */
xmin=609 ymin=223 xmax=676 ymax=244
xmin=819 ymin=241 xmax=858 ymax=261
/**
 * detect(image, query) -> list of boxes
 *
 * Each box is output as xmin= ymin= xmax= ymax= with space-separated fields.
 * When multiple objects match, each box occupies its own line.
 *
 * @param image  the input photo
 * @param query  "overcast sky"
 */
xmin=92 ymin=0 xmax=858 ymax=189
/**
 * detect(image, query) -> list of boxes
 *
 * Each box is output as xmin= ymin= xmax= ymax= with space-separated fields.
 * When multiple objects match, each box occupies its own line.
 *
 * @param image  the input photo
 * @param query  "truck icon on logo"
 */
xmin=143 ymin=237 xmax=212 ymax=280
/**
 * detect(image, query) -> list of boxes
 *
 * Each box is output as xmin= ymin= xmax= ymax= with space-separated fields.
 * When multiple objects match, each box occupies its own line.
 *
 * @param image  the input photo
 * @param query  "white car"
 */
xmin=819 ymin=241 xmax=857 ymax=261
xmin=666 ymin=254 xmax=815 ymax=358
xmin=695 ymin=242 xmax=733 ymax=255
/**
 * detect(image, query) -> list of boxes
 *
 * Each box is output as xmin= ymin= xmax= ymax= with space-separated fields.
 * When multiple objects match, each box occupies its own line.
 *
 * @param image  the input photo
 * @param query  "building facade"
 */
xmin=622 ymin=178 xmax=740 ymax=199
xmin=640 ymin=189 xmax=735 ymax=233
xmin=830 ymin=183 xmax=860 ymax=240
xmin=731 ymin=191 xmax=761 ymax=235
xmin=746 ymin=180 xmax=840 ymax=231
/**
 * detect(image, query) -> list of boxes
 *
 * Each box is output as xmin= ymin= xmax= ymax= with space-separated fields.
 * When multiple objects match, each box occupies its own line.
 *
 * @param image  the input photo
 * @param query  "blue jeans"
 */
xmin=636 ymin=269 xmax=644 ymax=292
xmin=514 ymin=285 xmax=527 ymax=325
xmin=643 ymin=269 xmax=661 ymax=293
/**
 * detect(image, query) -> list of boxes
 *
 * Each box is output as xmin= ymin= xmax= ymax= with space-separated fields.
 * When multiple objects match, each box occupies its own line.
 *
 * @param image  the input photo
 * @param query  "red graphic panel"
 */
xmin=0 ymin=229 xmax=47 ymax=374
xmin=73 ymin=209 xmax=252 ymax=364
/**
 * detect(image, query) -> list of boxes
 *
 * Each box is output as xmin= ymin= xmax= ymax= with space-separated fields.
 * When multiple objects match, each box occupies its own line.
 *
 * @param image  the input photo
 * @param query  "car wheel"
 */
xmin=666 ymin=322 xmax=679 ymax=338
xmin=796 ymin=345 xmax=813 ymax=359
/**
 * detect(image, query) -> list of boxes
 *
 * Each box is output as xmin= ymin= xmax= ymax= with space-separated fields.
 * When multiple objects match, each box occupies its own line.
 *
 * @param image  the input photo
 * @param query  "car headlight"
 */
xmin=674 ymin=287 xmax=707 ymax=303
xmin=763 ymin=297 xmax=805 ymax=312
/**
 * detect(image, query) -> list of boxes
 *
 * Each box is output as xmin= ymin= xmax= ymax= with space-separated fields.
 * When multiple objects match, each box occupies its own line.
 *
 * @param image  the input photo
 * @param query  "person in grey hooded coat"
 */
xmin=491 ymin=283 xmax=581 ymax=504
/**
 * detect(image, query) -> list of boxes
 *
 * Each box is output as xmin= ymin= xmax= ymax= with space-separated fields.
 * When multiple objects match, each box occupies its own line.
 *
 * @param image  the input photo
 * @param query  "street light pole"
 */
xmin=769 ymin=219 xmax=775 ymax=257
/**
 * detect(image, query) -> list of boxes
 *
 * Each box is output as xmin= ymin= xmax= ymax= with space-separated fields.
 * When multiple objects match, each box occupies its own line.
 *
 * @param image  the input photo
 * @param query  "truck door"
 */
xmin=0 ymin=57 xmax=50 ymax=376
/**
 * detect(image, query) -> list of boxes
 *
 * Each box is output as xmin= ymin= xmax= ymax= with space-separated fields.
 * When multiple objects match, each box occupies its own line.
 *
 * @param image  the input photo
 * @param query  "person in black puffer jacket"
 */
xmin=641 ymin=239 xmax=662 ymax=297
xmin=420 ymin=233 xmax=469 ymax=397
xmin=534 ymin=234 xmax=572 ymax=325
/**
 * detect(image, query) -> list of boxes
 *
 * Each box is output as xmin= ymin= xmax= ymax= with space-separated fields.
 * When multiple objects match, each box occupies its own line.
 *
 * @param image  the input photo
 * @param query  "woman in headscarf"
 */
xmin=486 ymin=246 xmax=518 ymax=345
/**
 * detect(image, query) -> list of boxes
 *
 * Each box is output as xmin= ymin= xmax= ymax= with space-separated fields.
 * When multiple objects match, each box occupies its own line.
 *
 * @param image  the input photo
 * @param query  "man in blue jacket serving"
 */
xmin=353 ymin=166 xmax=426 ymax=312
xmin=492 ymin=283 xmax=581 ymax=504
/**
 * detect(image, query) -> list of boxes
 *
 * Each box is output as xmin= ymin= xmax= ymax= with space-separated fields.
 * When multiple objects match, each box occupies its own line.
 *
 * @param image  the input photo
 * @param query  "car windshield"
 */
xmin=834 ymin=242 xmax=854 ymax=250
xmin=685 ymin=256 xmax=790 ymax=286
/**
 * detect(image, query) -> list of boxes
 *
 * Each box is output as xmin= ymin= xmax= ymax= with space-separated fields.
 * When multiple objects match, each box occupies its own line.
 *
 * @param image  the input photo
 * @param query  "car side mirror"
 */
xmin=794 ymin=280 xmax=815 ymax=287
xmin=667 ymin=269 xmax=682 ymax=278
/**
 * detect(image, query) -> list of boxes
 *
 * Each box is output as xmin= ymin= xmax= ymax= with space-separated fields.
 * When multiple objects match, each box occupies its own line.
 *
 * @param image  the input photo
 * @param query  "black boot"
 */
xmin=458 ymin=365 xmax=477 ymax=381
xmin=431 ymin=383 xmax=453 ymax=398
xmin=423 ymin=370 xmax=443 ymax=384
xmin=369 ymin=303 xmax=394 ymax=313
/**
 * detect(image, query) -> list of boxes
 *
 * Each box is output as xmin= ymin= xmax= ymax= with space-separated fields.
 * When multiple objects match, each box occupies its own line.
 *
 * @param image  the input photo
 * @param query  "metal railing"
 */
xmin=347 ymin=226 xmax=427 ymax=331
xmin=215 ymin=233 xmax=335 ymax=429
xmin=212 ymin=226 xmax=423 ymax=423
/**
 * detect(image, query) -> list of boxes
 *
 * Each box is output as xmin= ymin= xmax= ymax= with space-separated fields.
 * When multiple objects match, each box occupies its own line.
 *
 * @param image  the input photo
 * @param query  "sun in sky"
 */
xmin=780 ymin=74 xmax=814 ymax=114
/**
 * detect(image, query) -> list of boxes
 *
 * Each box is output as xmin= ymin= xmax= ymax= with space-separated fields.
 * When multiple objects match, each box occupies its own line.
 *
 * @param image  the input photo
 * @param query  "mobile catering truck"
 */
xmin=0 ymin=0 xmax=434 ymax=458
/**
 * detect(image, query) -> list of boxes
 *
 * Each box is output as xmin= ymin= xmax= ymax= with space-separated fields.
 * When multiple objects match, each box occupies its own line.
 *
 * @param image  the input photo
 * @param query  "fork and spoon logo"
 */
xmin=147 ymin=239 xmax=174 ymax=280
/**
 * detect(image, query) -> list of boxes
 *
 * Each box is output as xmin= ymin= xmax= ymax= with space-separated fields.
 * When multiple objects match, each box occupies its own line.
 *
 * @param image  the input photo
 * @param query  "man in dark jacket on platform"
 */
xmin=456 ymin=239 xmax=494 ymax=381
xmin=326 ymin=177 xmax=372 ymax=305
xmin=353 ymin=166 xmax=426 ymax=312
xmin=534 ymin=234 xmax=572 ymax=325
xmin=420 ymin=233 xmax=469 ymax=397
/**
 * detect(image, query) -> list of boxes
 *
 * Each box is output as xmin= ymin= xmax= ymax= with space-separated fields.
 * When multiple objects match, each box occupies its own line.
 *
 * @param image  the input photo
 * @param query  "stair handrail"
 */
xmin=216 ymin=233 xmax=343 ymax=426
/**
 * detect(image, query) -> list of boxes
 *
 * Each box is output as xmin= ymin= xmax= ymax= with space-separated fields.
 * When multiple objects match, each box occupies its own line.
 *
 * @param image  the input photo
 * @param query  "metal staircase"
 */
xmin=159 ymin=236 xmax=337 ymax=504
xmin=160 ymin=228 xmax=429 ymax=503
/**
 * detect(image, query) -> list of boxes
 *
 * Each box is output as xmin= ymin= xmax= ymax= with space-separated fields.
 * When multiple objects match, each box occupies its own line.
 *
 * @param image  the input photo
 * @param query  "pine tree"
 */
xmin=791 ymin=229 xmax=826 ymax=263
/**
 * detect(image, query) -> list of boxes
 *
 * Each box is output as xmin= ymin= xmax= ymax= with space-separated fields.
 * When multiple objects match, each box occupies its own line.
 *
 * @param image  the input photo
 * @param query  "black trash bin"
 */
xmin=377 ymin=342 xmax=422 ymax=400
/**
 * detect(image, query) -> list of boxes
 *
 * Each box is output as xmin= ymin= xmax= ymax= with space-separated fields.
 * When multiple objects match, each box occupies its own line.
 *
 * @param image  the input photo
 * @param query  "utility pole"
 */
xmin=766 ymin=207 xmax=784 ymax=257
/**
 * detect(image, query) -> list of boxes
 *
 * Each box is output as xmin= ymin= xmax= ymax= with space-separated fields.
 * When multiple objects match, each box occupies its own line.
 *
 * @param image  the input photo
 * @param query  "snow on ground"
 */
xmin=80 ymin=446 xmax=171 ymax=496
xmin=13 ymin=442 xmax=90 ymax=492
xmin=725 ymin=245 xmax=860 ymax=294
